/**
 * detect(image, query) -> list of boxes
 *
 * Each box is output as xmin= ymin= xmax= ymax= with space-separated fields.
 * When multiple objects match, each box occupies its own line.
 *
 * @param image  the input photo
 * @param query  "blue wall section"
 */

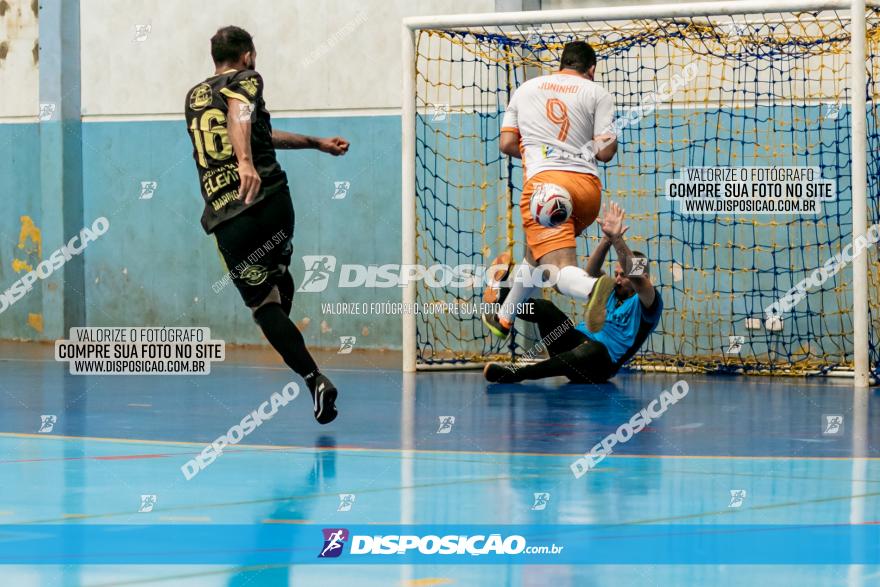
xmin=78 ymin=115 xmax=402 ymax=349
xmin=38 ymin=0 xmax=85 ymax=340
xmin=0 ymin=123 xmax=43 ymax=340
xmin=276 ymin=116 xmax=403 ymax=348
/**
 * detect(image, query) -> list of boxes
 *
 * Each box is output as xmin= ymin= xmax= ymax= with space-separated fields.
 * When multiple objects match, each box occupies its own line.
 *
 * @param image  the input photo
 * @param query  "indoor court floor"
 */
xmin=0 ymin=342 xmax=878 ymax=586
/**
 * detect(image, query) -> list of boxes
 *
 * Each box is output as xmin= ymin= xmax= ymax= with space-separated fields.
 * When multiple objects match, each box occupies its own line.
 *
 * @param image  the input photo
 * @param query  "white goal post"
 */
xmin=401 ymin=0 xmax=873 ymax=387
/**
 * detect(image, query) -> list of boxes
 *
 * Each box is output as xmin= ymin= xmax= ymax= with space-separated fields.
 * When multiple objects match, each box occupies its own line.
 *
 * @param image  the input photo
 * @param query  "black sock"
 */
xmin=489 ymin=363 xmax=524 ymax=383
xmin=253 ymin=302 xmax=319 ymax=378
xmin=277 ymin=269 xmax=295 ymax=315
xmin=514 ymin=355 xmax=575 ymax=381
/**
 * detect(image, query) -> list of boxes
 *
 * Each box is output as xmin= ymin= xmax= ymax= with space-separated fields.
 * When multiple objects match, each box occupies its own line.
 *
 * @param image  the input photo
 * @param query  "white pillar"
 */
xmin=850 ymin=0 xmax=870 ymax=387
xmin=401 ymin=24 xmax=418 ymax=372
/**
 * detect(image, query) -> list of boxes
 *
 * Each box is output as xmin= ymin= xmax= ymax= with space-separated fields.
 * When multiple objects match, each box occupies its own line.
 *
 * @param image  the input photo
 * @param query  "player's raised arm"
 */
xmin=271 ymin=130 xmax=350 ymax=155
xmin=601 ymin=202 xmax=655 ymax=308
xmin=226 ymin=97 xmax=261 ymax=204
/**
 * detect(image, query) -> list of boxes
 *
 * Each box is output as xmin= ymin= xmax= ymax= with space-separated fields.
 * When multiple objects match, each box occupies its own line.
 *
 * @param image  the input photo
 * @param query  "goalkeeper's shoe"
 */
xmin=483 ymin=362 xmax=520 ymax=383
xmin=482 ymin=252 xmax=514 ymax=339
xmin=585 ymin=275 xmax=615 ymax=333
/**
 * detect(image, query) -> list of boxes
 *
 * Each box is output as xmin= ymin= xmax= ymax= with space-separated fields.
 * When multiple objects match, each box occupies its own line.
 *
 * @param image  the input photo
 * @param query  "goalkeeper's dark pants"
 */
xmin=512 ymin=298 xmax=617 ymax=383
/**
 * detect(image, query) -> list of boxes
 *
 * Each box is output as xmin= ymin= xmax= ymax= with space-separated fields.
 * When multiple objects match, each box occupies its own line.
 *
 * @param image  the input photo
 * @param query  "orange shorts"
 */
xmin=520 ymin=170 xmax=602 ymax=260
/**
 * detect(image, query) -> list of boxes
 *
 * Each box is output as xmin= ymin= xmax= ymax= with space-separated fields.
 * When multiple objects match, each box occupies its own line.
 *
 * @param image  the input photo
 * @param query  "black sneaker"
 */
xmin=308 ymin=373 xmax=338 ymax=425
xmin=483 ymin=362 xmax=520 ymax=383
xmin=585 ymin=274 xmax=615 ymax=333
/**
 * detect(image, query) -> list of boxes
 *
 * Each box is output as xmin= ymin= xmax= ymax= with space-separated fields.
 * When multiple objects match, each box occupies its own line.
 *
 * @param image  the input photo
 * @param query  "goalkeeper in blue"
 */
xmin=483 ymin=202 xmax=663 ymax=384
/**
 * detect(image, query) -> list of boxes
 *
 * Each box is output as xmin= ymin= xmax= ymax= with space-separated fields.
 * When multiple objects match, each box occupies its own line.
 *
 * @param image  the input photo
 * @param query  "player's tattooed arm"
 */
xmin=601 ymin=202 xmax=656 ymax=307
xmin=271 ymin=131 xmax=350 ymax=155
xmin=499 ymin=130 xmax=522 ymax=159
xmin=226 ymin=98 xmax=262 ymax=204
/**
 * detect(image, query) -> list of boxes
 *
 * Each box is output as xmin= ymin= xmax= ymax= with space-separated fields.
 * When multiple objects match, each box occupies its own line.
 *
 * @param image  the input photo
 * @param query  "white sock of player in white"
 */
xmin=555 ymin=265 xmax=599 ymax=301
xmin=497 ymin=260 xmax=538 ymax=325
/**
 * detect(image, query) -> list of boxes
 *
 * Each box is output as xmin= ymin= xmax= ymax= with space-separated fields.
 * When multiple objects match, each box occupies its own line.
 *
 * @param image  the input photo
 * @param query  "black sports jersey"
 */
xmin=184 ymin=68 xmax=287 ymax=233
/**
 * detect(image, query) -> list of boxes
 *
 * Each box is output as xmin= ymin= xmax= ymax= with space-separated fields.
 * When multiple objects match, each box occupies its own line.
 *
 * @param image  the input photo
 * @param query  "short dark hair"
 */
xmin=211 ymin=26 xmax=254 ymax=65
xmin=559 ymin=41 xmax=597 ymax=74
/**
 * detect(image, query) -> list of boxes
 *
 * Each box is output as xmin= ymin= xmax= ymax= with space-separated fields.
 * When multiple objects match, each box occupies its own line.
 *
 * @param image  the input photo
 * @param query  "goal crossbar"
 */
xmin=402 ymin=0 xmax=875 ymax=30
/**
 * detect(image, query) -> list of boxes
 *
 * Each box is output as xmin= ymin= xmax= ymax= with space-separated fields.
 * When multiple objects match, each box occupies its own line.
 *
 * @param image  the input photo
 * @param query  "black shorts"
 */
xmin=213 ymin=191 xmax=294 ymax=307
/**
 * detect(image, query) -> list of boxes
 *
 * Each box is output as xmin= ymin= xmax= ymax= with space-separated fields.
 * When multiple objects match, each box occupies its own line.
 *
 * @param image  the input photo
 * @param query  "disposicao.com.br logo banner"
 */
xmin=316 ymin=527 xmax=562 ymax=559
xmin=2 ymin=525 xmax=880 ymax=565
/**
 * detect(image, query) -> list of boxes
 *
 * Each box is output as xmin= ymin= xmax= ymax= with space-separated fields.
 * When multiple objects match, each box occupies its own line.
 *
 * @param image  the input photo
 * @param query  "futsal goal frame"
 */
xmin=400 ymin=0 xmax=872 ymax=388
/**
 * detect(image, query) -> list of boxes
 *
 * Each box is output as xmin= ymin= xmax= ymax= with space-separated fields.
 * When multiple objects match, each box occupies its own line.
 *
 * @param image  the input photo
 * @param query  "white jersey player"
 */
xmin=484 ymin=41 xmax=620 ymax=339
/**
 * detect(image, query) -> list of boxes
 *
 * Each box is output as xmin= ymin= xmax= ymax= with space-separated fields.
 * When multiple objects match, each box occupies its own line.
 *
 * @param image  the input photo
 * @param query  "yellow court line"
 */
xmin=1 ymin=431 xmax=877 ymax=461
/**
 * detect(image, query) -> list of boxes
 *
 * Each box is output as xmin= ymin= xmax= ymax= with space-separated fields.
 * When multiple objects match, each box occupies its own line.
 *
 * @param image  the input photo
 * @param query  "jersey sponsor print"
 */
xmin=184 ymin=69 xmax=287 ymax=233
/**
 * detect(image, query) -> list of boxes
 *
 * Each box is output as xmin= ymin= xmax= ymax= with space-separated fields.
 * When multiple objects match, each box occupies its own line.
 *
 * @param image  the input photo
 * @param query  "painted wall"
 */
xmin=0 ymin=0 xmax=494 ymax=347
xmin=80 ymin=114 xmax=403 ymax=348
xmin=0 ymin=123 xmax=42 ymax=339
xmin=0 ymin=0 xmax=41 ymax=339
xmin=79 ymin=0 xmax=495 ymax=116
xmin=0 ymin=0 xmax=39 ymax=119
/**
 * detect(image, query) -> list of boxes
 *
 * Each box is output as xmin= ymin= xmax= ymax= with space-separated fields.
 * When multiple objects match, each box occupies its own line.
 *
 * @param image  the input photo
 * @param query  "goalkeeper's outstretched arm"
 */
xmin=600 ymin=201 xmax=656 ymax=308
xmin=585 ymin=235 xmax=612 ymax=277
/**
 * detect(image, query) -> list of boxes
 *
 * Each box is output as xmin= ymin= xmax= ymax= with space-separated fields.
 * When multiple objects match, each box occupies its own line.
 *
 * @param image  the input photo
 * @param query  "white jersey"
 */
xmin=501 ymin=72 xmax=615 ymax=180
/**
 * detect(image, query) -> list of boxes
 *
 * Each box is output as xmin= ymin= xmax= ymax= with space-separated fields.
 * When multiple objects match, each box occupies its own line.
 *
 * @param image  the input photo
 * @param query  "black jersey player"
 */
xmin=185 ymin=26 xmax=349 ymax=424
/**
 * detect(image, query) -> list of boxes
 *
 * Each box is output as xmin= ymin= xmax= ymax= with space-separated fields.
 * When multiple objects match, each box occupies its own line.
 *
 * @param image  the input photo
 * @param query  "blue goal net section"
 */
xmin=409 ymin=7 xmax=880 ymax=378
